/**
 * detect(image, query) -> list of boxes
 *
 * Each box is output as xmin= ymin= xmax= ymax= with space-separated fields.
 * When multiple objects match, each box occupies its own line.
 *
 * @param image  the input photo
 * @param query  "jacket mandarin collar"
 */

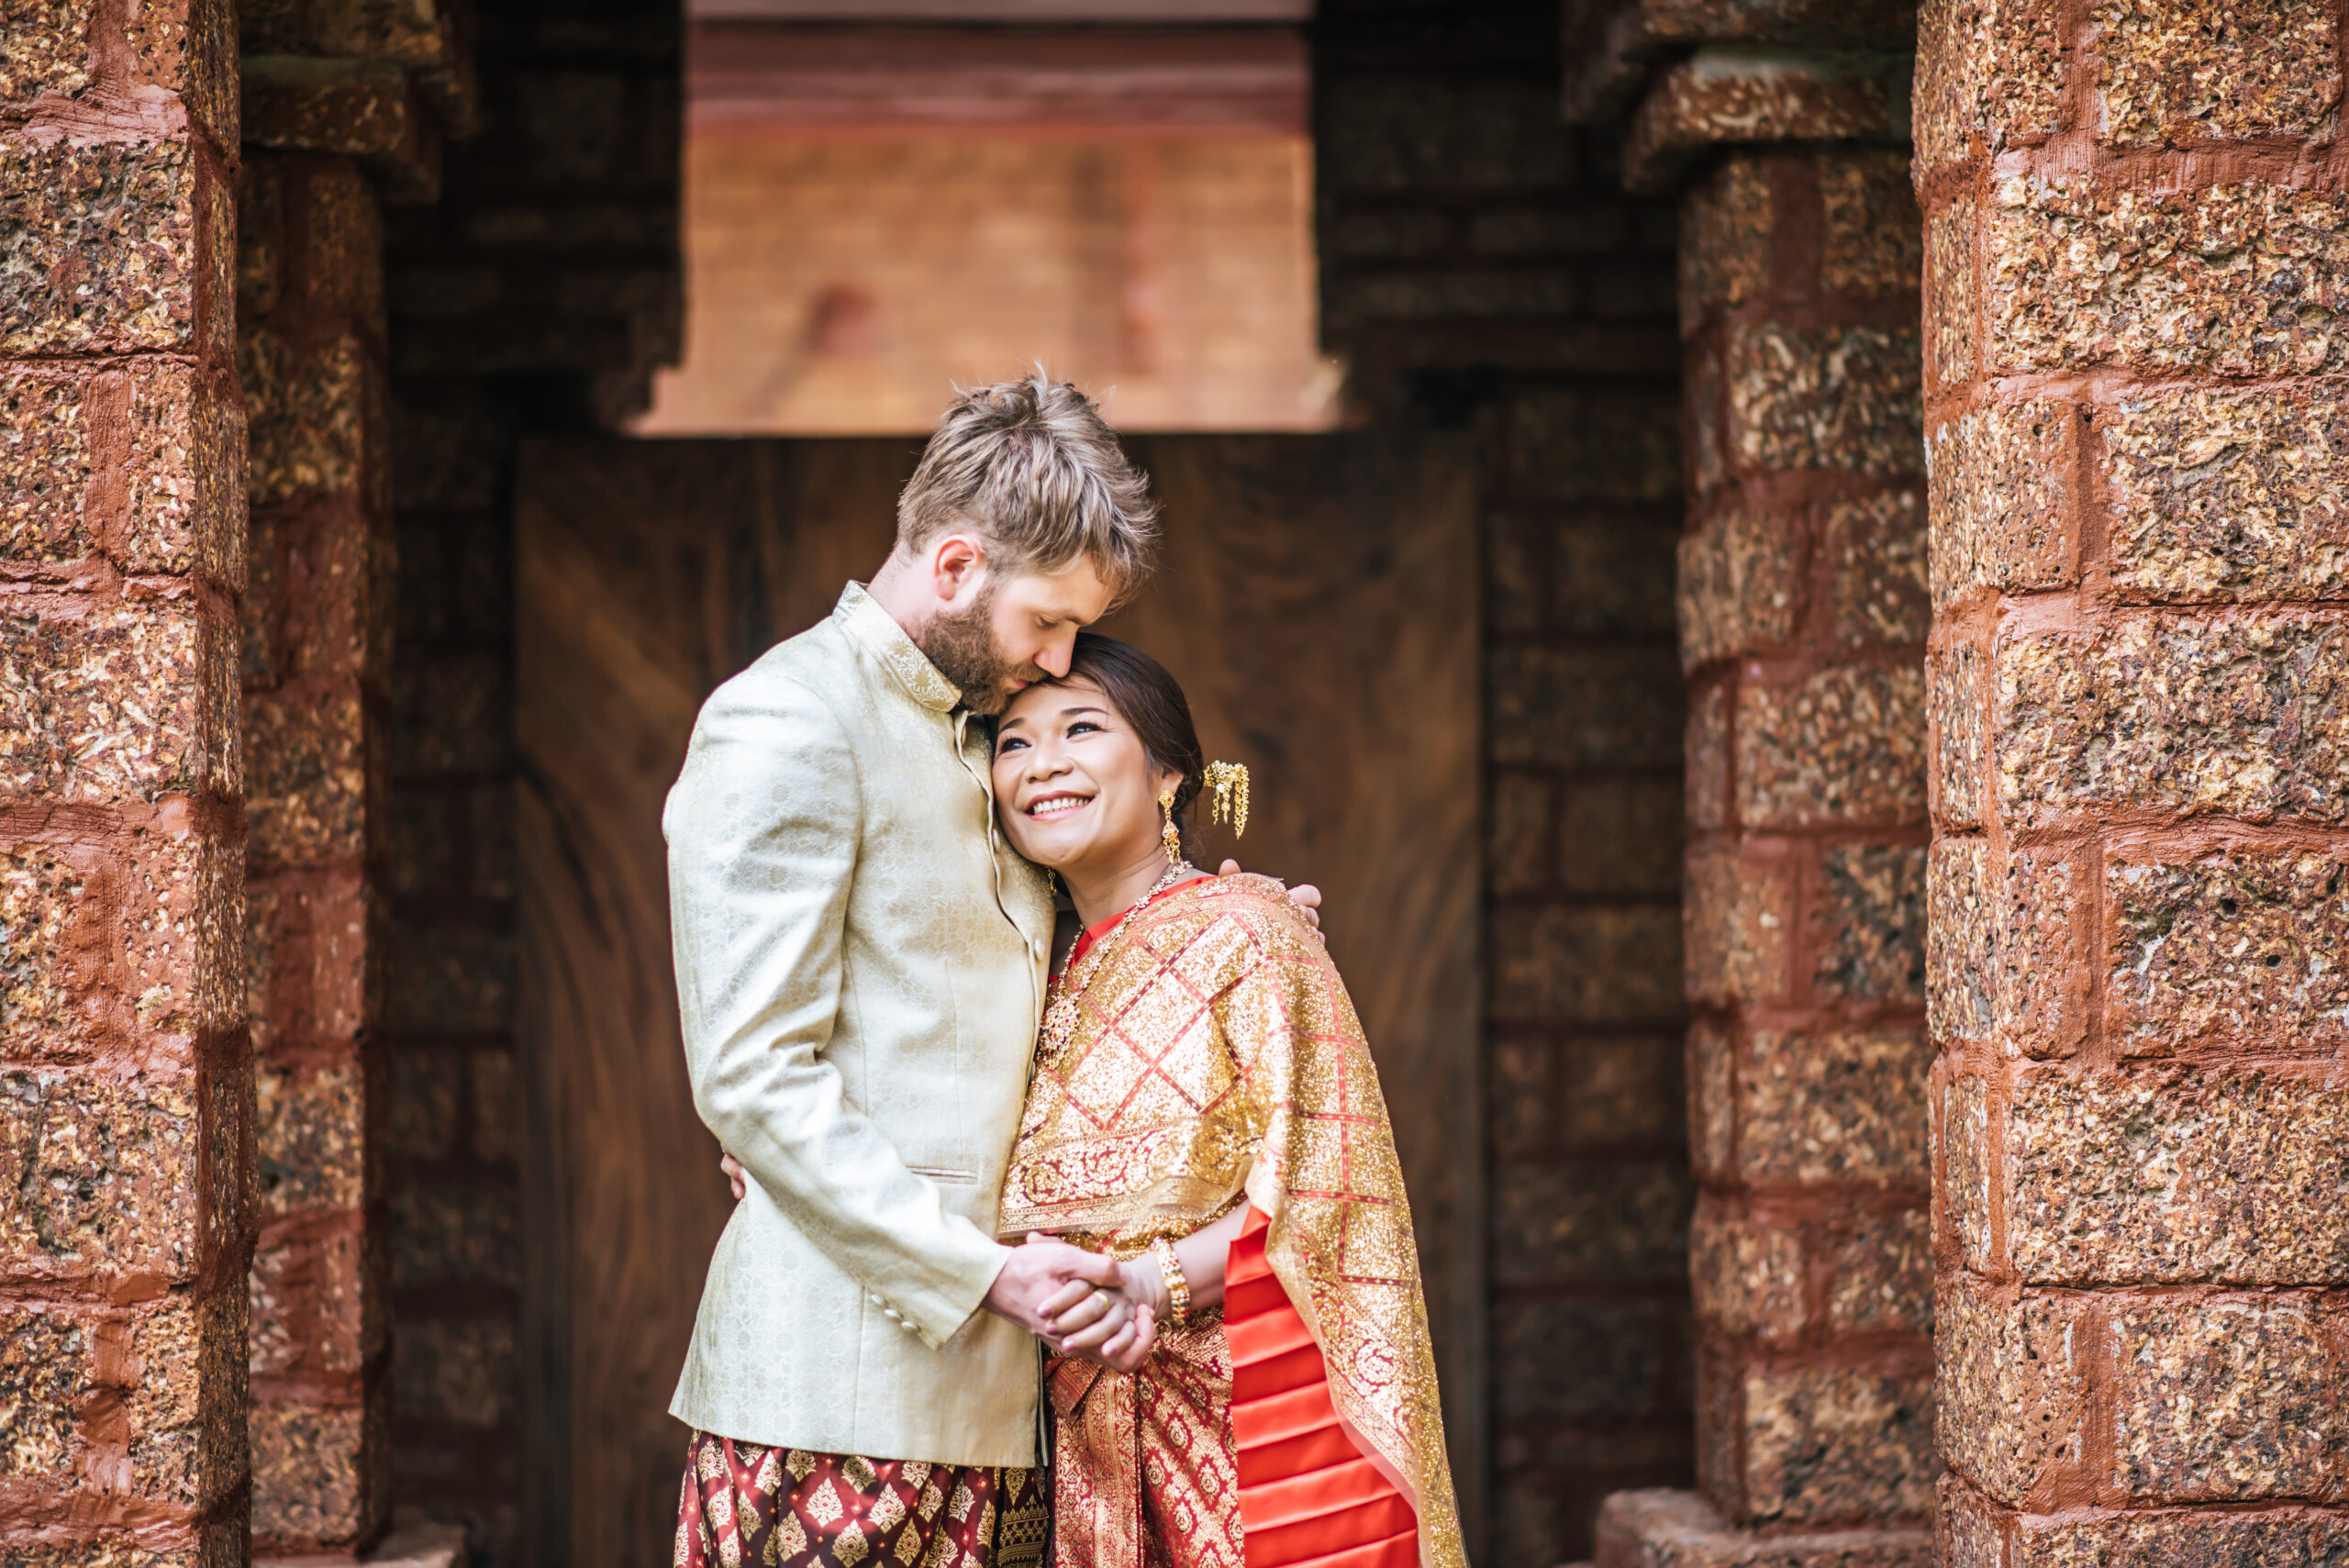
xmin=835 ymin=582 xmax=961 ymax=714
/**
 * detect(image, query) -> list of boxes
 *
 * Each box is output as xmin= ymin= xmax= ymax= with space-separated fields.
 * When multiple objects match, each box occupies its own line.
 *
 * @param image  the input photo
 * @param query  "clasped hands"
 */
xmin=981 ymin=1232 xmax=1168 ymax=1374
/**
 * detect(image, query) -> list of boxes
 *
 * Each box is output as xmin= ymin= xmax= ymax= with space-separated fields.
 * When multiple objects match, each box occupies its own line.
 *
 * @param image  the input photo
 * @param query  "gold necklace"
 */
xmin=1038 ymin=860 xmax=1192 ymax=1064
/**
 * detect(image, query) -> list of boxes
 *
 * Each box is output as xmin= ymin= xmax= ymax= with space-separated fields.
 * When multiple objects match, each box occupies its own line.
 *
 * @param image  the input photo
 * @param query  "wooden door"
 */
xmin=516 ymin=431 xmax=1480 ymax=1568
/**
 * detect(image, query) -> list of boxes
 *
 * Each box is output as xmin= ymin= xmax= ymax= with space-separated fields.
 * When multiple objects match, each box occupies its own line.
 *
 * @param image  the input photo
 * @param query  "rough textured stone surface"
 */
xmin=1927 ymin=399 xmax=2076 ymax=608
xmin=1678 ymin=507 xmax=1798 ymax=670
xmin=1681 ymin=157 xmax=1769 ymax=325
xmin=1728 ymin=324 xmax=1923 ymax=476
xmin=2109 ymin=1296 xmax=2346 ymax=1501
xmin=1929 ymin=645 xmax=1985 ymax=829
xmin=241 ymin=329 xmax=370 ymax=504
xmin=250 ymin=1403 xmax=365 ymax=1542
xmin=1936 ymin=1278 xmax=2084 ymax=1507
xmin=0 ymin=1304 xmax=87 ymax=1474
xmin=2107 ymin=849 xmax=2349 ymax=1056
xmin=1938 ymin=1072 xmax=1993 ymax=1272
xmin=1 ymin=362 xmax=239 ymax=580
xmin=1821 ymin=150 xmax=1923 ymax=299
xmin=250 ymin=1229 xmax=366 ymax=1376
xmin=245 ymin=685 xmax=366 ymax=864
xmin=1926 ymin=196 xmax=1976 ymax=388
xmin=1742 ymin=1367 xmax=1937 ymax=1523
xmin=1812 ymin=844 xmax=1926 ymax=1004
xmin=1687 ymin=681 xmax=1730 ymax=832
xmin=2094 ymin=0 xmax=2342 ymax=148
xmin=1930 ymin=841 xmax=2085 ymax=1056
xmin=128 ymin=0 xmax=239 ymax=150
xmin=2008 ymin=1066 xmax=2349 ymax=1284
xmin=1826 ymin=1208 xmax=1932 ymax=1334
xmin=0 ymin=138 xmax=200 ymax=355
xmin=1686 ymin=848 xmax=1791 ymax=1006
xmin=0 ymin=368 xmax=91 ymax=562
xmin=1989 ymin=180 xmax=2349 ymax=376
xmin=1689 ymin=1200 xmax=1804 ymax=1343
xmin=1689 ymin=1018 xmax=1733 ymax=1180
xmin=2009 ymin=1508 xmax=2349 ymax=1566
xmin=257 ymin=1063 xmax=364 ymax=1215
xmin=1830 ymin=490 xmax=1929 ymax=647
xmin=1997 ymin=616 xmax=2349 ymax=827
xmin=0 ymin=2 xmax=95 ymax=104
xmin=1738 ymin=665 xmax=1927 ymax=827
xmin=0 ymin=1070 xmax=201 ymax=1276
xmin=0 ymin=602 xmax=237 ymax=802
xmin=2103 ymin=387 xmax=2349 ymax=603
xmin=0 ymin=843 xmax=94 ymax=1058
xmin=1593 ymin=1487 xmax=1932 ymax=1568
xmin=1741 ymin=1028 xmax=1930 ymax=1184
xmin=1914 ymin=0 xmax=2065 ymax=170
xmin=1626 ymin=61 xmax=1902 ymax=195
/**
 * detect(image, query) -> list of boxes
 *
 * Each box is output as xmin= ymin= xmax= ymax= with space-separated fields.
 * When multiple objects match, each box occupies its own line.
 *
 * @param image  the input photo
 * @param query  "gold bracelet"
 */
xmin=1149 ymin=1238 xmax=1190 ymax=1329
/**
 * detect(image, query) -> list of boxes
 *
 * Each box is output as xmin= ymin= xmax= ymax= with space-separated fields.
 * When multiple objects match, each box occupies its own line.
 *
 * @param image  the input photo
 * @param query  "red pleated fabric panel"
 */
xmin=1224 ymin=1205 xmax=1418 ymax=1568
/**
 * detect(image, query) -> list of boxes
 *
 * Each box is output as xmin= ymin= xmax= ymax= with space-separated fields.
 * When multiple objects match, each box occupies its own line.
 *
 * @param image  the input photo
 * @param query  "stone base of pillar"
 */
xmin=1588 ymin=1490 xmax=1931 ymax=1568
xmin=258 ymin=1520 xmax=467 ymax=1568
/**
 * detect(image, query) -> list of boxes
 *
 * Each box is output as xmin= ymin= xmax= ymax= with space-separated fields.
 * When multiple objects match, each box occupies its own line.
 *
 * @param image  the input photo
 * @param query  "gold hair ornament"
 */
xmin=1201 ymin=761 xmax=1249 ymax=839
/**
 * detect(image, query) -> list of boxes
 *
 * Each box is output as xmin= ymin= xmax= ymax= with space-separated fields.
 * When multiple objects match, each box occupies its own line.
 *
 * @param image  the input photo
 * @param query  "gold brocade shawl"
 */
xmin=997 ymin=877 xmax=1464 ymax=1568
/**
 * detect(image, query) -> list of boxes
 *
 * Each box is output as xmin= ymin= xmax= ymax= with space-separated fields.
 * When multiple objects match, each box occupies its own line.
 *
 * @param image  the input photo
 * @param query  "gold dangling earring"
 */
xmin=1159 ymin=785 xmax=1183 ymax=864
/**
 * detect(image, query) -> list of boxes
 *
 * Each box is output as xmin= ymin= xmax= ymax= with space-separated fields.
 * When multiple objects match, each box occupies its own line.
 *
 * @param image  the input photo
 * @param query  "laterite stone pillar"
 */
xmin=239 ymin=150 xmax=394 ymax=1555
xmin=1920 ymin=0 xmax=2349 ymax=1558
xmin=1566 ymin=18 xmax=1936 ymax=1563
xmin=0 ymin=3 xmax=255 ymax=1563
xmin=1612 ymin=146 xmax=1936 ymax=1566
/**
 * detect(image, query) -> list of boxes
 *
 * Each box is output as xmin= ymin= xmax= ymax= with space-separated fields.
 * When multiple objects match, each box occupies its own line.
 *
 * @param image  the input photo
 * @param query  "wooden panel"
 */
xmin=1108 ymin=433 xmax=1485 ymax=1547
xmin=518 ymin=431 xmax=1481 ymax=1568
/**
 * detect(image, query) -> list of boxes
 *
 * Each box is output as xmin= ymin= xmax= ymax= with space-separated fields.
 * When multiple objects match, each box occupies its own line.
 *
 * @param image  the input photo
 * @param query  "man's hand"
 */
xmin=1038 ymin=1261 xmax=1158 ymax=1373
xmin=984 ymin=1233 xmax=1126 ymax=1340
xmin=720 ymin=1151 xmax=747 ymax=1201
xmin=1217 ymin=859 xmax=1323 ymax=933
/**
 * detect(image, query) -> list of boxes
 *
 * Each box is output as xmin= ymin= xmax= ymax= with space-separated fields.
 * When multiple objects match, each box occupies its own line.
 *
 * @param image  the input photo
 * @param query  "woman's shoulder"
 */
xmin=1141 ymin=873 xmax=1323 ymax=957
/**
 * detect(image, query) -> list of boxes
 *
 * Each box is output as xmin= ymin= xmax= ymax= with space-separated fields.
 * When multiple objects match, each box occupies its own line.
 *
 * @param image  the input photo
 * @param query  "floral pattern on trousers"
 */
xmin=674 ymin=1431 xmax=1048 ymax=1568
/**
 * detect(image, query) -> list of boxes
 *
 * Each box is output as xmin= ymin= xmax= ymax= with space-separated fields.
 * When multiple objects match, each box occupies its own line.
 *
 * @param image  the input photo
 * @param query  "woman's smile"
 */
xmin=1026 ymin=790 xmax=1094 ymax=819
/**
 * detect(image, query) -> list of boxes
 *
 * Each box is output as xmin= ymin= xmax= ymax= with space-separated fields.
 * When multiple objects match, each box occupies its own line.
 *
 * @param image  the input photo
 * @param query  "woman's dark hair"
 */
xmin=1057 ymin=631 xmax=1208 ymax=840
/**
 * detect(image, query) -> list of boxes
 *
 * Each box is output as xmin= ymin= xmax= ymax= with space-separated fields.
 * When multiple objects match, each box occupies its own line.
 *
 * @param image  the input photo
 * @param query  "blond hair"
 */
xmin=896 ymin=373 xmax=1159 ymax=591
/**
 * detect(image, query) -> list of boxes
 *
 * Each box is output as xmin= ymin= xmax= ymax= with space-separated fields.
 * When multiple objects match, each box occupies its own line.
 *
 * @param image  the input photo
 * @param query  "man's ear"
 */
xmin=930 ymin=534 xmax=987 ymax=604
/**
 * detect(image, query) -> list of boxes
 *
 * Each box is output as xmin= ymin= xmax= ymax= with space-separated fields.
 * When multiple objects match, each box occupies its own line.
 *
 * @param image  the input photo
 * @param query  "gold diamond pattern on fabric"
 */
xmin=998 ymin=877 xmax=1464 ymax=1568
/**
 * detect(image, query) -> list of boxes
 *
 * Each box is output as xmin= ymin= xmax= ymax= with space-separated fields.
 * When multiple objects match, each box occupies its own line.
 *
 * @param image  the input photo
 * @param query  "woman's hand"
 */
xmin=1037 ymin=1255 xmax=1163 ymax=1373
xmin=719 ymin=1151 xmax=747 ymax=1200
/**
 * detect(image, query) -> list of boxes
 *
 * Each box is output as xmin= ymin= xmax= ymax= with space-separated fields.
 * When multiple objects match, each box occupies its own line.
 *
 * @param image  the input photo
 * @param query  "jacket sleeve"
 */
xmin=663 ymin=670 xmax=1010 ymax=1349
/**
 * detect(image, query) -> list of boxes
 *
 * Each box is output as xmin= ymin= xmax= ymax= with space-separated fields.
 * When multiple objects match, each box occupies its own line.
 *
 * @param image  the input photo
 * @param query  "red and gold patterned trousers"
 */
xmin=674 ymin=1431 xmax=1049 ymax=1568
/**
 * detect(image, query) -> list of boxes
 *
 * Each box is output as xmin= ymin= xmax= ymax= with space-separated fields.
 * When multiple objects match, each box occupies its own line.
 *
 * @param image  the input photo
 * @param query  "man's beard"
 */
xmin=915 ymin=592 xmax=1042 ymax=716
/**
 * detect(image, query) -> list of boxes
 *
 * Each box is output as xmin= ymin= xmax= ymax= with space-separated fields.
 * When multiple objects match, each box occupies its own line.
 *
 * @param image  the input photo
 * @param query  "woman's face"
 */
xmin=993 ymin=676 xmax=1177 ymax=875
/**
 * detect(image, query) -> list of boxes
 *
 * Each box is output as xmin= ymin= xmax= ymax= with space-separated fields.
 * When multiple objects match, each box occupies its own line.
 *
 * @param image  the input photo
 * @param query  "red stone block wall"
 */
xmin=1674 ymin=146 xmax=1934 ymax=1533
xmin=238 ymin=150 xmax=394 ymax=1555
xmin=1919 ymin=0 xmax=2349 ymax=1557
xmin=0 ymin=3 xmax=254 ymax=1564
xmin=1317 ymin=2 xmax=1693 ymax=1559
xmin=381 ymin=2 xmax=680 ymax=1557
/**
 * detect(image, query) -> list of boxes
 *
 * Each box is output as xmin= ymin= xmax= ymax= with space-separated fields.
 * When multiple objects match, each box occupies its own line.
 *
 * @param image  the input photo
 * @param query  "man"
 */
xmin=665 ymin=376 xmax=1302 ymax=1568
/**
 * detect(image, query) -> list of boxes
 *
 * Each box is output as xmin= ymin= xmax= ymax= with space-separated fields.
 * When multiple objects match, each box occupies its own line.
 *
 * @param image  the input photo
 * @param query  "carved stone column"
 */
xmin=1564 ymin=6 xmax=1937 ymax=1562
xmin=0 ymin=3 xmax=253 ymax=1562
xmin=1919 ymin=0 xmax=2349 ymax=1557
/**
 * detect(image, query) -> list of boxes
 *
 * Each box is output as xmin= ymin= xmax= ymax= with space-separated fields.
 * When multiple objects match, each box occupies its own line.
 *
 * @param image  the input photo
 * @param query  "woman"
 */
xmin=991 ymin=633 xmax=1463 ymax=1568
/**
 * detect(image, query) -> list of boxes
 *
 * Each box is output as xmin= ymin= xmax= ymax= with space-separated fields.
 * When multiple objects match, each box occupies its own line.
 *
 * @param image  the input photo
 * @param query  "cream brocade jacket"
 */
xmin=664 ymin=583 xmax=1056 ymax=1467
xmin=997 ymin=877 xmax=1466 ymax=1568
